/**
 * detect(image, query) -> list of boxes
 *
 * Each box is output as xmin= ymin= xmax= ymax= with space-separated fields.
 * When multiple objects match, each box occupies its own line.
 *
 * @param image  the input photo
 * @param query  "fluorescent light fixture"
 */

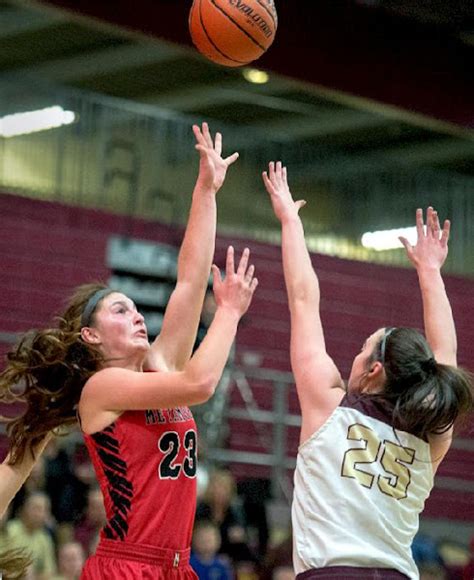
xmin=242 ymin=68 xmax=269 ymax=84
xmin=361 ymin=226 xmax=418 ymax=251
xmin=0 ymin=106 xmax=76 ymax=138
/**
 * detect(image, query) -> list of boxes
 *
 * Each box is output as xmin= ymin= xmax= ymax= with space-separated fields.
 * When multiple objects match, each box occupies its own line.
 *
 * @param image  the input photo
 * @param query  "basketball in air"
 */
xmin=189 ymin=0 xmax=278 ymax=67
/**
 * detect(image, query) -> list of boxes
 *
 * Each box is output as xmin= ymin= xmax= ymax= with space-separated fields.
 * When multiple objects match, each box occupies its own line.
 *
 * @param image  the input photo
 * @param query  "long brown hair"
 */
xmin=0 ymin=542 xmax=32 ymax=579
xmin=0 ymin=283 xmax=109 ymax=465
xmin=370 ymin=327 xmax=473 ymax=439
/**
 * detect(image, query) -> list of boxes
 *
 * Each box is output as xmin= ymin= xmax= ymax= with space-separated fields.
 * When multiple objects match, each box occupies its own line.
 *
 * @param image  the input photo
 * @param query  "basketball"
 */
xmin=189 ymin=0 xmax=278 ymax=67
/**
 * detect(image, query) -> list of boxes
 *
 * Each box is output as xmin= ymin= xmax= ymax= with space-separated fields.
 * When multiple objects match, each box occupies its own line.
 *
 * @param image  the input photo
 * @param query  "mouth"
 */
xmin=135 ymin=329 xmax=148 ymax=339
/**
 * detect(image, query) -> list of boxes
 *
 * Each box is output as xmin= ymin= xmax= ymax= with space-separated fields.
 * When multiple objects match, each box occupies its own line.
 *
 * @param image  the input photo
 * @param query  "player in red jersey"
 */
xmin=0 ymin=124 xmax=257 ymax=578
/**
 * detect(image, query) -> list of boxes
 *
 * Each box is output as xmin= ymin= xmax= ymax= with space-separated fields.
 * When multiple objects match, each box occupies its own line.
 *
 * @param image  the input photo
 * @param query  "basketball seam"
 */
xmin=255 ymin=0 xmax=277 ymax=28
xmin=210 ymin=0 xmax=267 ymax=52
xmin=199 ymin=0 xmax=248 ymax=64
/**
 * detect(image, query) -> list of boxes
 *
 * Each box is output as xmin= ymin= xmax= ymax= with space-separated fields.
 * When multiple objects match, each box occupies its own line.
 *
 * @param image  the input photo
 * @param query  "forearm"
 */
xmin=0 ymin=435 xmax=50 ymax=518
xmin=417 ymin=265 xmax=457 ymax=364
xmin=185 ymin=307 xmax=239 ymax=389
xmin=176 ymin=185 xmax=216 ymax=289
xmin=281 ymin=216 xmax=320 ymax=307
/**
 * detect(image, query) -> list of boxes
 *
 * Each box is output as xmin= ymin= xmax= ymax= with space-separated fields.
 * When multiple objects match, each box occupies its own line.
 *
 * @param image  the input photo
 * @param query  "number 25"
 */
xmin=341 ymin=423 xmax=415 ymax=500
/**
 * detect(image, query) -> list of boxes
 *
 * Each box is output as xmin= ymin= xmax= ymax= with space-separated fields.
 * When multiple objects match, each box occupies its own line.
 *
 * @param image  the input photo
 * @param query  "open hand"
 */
xmin=212 ymin=247 xmax=258 ymax=317
xmin=262 ymin=161 xmax=305 ymax=223
xmin=399 ymin=207 xmax=450 ymax=270
xmin=193 ymin=122 xmax=239 ymax=193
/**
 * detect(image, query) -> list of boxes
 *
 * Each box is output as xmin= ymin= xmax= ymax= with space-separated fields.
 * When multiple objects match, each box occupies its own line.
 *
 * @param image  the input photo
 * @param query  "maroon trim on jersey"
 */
xmin=340 ymin=393 xmax=429 ymax=441
xmin=340 ymin=393 xmax=395 ymax=428
xmin=296 ymin=566 xmax=409 ymax=579
xmin=91 ymin=424 xmax=133 ymax=541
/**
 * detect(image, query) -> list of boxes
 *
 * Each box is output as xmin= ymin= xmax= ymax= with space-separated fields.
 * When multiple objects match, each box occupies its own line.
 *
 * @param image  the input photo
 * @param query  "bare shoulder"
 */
xmin=78 ymin=369 xmax=126 ymax=435
xmin=428 ymin=428 xmax=453 ymax=473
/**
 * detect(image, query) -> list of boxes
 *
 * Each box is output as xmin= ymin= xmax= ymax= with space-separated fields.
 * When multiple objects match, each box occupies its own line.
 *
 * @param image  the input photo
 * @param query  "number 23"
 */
xmin=158 ymin=430 xmax=197 ymax=479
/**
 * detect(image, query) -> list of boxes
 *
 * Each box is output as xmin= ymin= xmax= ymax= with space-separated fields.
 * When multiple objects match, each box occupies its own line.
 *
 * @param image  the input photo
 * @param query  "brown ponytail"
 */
xmin=0 ymin=283 xmax=109 ymax=464
xmin=371 ymin=327 xmax=473 ymax=439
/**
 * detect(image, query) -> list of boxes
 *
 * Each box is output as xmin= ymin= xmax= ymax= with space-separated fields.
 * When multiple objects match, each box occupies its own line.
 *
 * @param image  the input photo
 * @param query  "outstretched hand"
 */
xmin=211 ymin=247 xmax=258 ymax=317
xmin=399 ymin=207 xmax=450 ymax=271
xmin=262 ymin=161 xmax=306 ymax=223
xmin=193 ymin=122 xmax=239 ymax=194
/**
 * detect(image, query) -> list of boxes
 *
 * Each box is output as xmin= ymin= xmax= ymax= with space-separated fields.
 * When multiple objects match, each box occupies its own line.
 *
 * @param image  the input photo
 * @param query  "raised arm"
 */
xmin=79 ymin=248 xmax=257 ymax=432
xmin=0 ymin=434 xmax=51 ymax=518
xmin=399 ymin=207 xmax=456 ymax=367
xmin=148 ymin=123 xmax=239 ymax=372
xmin=263 ymin=162 xmax=343 ymax=442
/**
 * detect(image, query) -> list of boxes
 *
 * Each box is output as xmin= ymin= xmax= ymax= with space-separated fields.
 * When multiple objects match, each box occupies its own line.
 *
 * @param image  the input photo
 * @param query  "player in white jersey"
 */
xmin=262 ymin=162 xmax=473 ymax=580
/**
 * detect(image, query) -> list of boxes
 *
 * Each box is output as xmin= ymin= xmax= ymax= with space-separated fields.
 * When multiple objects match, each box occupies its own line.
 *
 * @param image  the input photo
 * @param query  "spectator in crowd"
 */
xmin=190 ymin=519 xmax=233 ymax=579
xmin=6 ymin=491 xmax=57 ymax=579
xmin=52 ymin=541 xmax=85 ymax=580
xmin=259 ymin=528 xmax=293 ymax=580
xmin=418 ymin=562 xmax=447 ymax=580
xmin=462 ymin=535 xmax=474 ymax=580
xmin=196 ymin=468 xmax=255 ymax=566
xmin=272 ymin=567 xmax=295 ymax=580
xmin=412 ymin=532 xmax=444 ymax=568
xmin=73 ymin=487 xmax=106 ymax=556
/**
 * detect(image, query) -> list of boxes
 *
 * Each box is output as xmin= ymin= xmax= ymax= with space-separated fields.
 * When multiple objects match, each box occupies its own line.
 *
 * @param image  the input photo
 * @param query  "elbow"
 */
xmin=187 ymin=373 xmax=217 ymax=405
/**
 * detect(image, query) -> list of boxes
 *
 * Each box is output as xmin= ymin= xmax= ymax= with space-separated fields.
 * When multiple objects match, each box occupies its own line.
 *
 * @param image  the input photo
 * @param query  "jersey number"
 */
xmin=341 ymin=423 xmax=415 ymax=500
xmin=158 ymin=430 xmax=197 ymax=479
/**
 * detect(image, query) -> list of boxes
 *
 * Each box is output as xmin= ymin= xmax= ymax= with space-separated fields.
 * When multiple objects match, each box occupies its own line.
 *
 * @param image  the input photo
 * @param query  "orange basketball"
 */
xmin=189 ymin=0 xmax=278 ymax=67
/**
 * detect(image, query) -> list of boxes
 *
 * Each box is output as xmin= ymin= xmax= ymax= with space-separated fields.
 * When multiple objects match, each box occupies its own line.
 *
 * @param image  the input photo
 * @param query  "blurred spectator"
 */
xmin=196 ymin=468 xmax=255 ymax=566
xmin=10 ymin=454 xmax=47 ymax=518
xmin=412 ymin=532 xmax=444 ymax=568
xmin=52 ymin=541 xmax=85 ymax=580
xmin=190 ymin=520 xmax=233 ymax=579
xmin=239 ymin=478 xmax=270 ymax=559
xmin=259 ymin=528 xmax=293 ymax=580
xmin=44 ymin=438 xmax=90 ymax=524
xmin=73 ymin=487 xmax=106 ymax=556
xmin=272 ymin=567 xmax=294 ymax=580
xmin=6 ymin=492 xmax=57 ymax=579
xmin=463 ymin=535 xmax=474 ymax=580
xmin=418 ymin=562 xmax=447 ymax=580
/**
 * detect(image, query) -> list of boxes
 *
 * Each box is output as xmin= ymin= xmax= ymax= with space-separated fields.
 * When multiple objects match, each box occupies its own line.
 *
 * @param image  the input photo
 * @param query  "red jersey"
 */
xmin=83 ymin=406 xmax=197 ymax=551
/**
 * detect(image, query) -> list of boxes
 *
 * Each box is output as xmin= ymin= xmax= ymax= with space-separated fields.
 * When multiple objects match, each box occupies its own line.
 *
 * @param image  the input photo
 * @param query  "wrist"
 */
xmin=193 ymin=181 xmax=218 ymax=198
xmin=215 ymin=305 xmax=242 ymax=322
xmin=416 ymin=264 xmax=443 ymax=276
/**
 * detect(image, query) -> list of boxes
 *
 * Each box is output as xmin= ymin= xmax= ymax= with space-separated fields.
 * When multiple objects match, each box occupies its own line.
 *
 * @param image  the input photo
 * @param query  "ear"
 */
xmin=81 ymin=326 xmax=101 ymax=345
xmin=368 ymin=360 xmax=384 ymax=378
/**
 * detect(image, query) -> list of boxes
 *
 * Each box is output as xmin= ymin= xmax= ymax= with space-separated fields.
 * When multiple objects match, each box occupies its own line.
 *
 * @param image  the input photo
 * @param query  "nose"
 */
xmin=134 ymin=310 xmax=145 ymax=324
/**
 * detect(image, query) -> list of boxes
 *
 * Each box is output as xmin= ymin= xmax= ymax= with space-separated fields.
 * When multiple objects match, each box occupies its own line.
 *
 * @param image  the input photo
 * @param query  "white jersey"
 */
xmin=292 ymin=393 xmax=434 ymax=579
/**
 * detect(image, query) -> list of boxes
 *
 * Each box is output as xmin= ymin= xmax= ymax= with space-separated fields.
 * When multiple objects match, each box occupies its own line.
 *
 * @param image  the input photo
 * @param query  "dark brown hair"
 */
xmin=370 ymin=327 xmax=473 ymax=439
xmin=0 ymin=283 xmax=109 ymax=465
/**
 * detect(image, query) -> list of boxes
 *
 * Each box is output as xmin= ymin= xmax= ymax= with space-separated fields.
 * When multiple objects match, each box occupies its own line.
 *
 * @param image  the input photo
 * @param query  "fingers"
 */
xmin=399 ymin=236 xmax=413 ymax=256
xmin=262 ymin=170 xmax=275 ymax=194
xmin=201 ymin=122 xmax=213 ymax=148
xmin=225 ymin=152 xmax=239 ymax=166
xmin=225 ymin=246 xmax=235 ymax=278
xmin=211 ymin=264 xmax=222 ymax=290
xmin=214 ymin=131 xmax=222 ymax=156
xmin=237 ymin=247 xmax=250 ymax=277
xmin=415 ymin=208 xmax=425 ymax=239
xmin=296 ymin=200 xmax=306 ymax=213
xmin=441 ymin=219 xmax=450 ymax=247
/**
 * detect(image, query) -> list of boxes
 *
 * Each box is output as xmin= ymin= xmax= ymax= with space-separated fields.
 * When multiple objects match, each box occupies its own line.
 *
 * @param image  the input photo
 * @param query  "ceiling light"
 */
xmin=0 ymin=106 xmax=76 ymax=138
xmin=242 ymin=68 xmax=269 ymax=84
xmin=361 ymin=226 xmax=418 ymax=251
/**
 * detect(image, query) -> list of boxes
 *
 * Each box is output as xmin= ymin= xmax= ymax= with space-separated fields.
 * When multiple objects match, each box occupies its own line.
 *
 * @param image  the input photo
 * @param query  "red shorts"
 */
xmin=81 ymin=539 xmax=198 ymax=580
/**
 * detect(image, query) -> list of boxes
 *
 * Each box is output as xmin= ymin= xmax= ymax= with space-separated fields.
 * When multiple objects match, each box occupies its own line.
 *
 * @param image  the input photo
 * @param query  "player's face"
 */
xmin=347 ymin=328 xmax=385 ymax=392
xmin=92 ymin=292 xmax=150 ymax=362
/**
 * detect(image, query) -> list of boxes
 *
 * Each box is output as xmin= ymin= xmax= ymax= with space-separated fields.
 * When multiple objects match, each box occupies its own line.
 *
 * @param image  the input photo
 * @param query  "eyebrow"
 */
xmin=110 ymin=299 xmax=136 ymax=310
